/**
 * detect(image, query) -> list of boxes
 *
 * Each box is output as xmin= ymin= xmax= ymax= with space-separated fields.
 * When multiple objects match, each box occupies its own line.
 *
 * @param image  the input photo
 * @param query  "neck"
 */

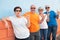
xmin=47 ymin=10 xmax=50 ymax=12
xmin=31 ymin=11 xmax=35 ymax=14
xmin=16 ymin=15 xmax=21 ymax=18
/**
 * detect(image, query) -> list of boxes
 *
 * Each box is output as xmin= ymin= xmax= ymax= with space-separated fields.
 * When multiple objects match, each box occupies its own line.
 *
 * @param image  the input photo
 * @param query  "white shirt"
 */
xmin=9 ymin=16 xmax=30 ymax=39
xmin=39 ymin=14 xmax=48 ymax=29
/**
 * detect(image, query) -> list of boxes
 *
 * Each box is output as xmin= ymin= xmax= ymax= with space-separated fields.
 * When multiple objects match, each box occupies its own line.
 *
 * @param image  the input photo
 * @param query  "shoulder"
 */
xmin=24 ymin=12 xmax=30 ymax=14
xmin=50 ymin=10 xmax=56 ymax=13
xmin=23 ymin=12 xmax=30 ymax=16
xmin=8 ymin=16 xmax=16 ymax=21
xmin=50 ymin=10 xmax=56 ymax=15
xmin=50 ymin=10 xmax=54 ymax=12
xmin=35 ymin=13 xmax=39 ymax=16
xmin=22 ymin=16 xmax=27 ymax=20
xmin=9 ymin=16 xmax=15 ymax=19
xmin=22 ymin=16 xmax=28 ymax=23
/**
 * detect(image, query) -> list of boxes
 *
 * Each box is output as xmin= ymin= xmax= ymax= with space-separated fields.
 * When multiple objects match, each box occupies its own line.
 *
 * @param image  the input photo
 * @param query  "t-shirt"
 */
xmin=24 ymin=12 xmax=40 ymax=33
xmin=9 ymin=16 xmax=30 ymax=39
xmin=44 ymin=11 xmax=57 ymax=27
xmin=39 ymin=14 xmax=48 ymax=29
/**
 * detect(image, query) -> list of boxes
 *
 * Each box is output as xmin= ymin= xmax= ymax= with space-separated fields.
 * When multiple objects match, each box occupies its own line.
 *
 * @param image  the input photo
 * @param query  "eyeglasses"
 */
xmin=15 ymin=10 xmax=21 ymax=12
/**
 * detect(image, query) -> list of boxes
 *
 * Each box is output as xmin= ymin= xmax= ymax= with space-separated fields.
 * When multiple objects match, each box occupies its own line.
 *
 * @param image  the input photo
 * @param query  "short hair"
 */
xmin=38 ymin=7 xmax=43 ymax=11
xmin=14 ymin=6 xmax=22 ymax=12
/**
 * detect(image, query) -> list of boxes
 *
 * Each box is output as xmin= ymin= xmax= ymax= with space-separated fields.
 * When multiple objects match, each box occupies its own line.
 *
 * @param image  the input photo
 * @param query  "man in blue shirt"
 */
xmin=44 ymin=5 xmax=59 ymax=40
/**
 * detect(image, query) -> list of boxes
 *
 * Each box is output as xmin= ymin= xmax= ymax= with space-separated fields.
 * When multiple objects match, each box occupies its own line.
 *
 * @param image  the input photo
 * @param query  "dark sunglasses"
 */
xmin=45 ymin=7 xmax=50 ymax=9
xmin=31 ymin=7 xmax=36 ymax=9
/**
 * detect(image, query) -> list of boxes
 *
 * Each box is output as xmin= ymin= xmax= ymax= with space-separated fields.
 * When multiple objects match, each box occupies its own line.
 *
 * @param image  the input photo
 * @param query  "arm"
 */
xmin=2 ymin=17 xmax=11 ymax=28
xmin=56 ymin=11 xmax=60 ymax=19
xmin=53 ymin=11 xmax=59 ymax=19
xmin=39 ymin=15 xmax=45 ymax=24
xmin=23 ymin=12 xmax=30 ymax=28
xmin=2 ymin=17 xmax=10 ymax=21
xmin=46 ymin=14 xmax=50 ymax=22
xmin=25 ymin=15 xmax=30 ymax=28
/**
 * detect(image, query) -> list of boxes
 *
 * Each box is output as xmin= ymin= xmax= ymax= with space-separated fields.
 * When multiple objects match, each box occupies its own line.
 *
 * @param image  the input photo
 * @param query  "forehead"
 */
xmin=31 ymin=5 xmax=36 ymax=8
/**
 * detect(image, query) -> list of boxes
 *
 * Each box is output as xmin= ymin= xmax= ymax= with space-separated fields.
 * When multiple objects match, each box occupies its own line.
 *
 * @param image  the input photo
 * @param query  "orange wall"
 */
xmin=0 ymin=19 xmax=60 ymax=40
xmin=0 ymin=20 xmax=15 ymax=40
xmin=57 ymin=19 xmax=60 ymax=35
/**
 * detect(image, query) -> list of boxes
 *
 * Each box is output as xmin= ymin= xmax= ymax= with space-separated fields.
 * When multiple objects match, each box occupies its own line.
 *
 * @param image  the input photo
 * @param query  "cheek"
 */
xmin=31 ymin=9 xmax=35 ymax=11
xmin=47 ymin=8 xmax=50 ymax=10
xmin=16 ymin=12 xmax=20 ymax=14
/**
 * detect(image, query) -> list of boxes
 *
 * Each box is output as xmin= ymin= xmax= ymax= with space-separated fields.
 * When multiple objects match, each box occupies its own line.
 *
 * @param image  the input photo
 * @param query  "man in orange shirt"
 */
xmin=24 ymin=5 xmax=40 ymax=40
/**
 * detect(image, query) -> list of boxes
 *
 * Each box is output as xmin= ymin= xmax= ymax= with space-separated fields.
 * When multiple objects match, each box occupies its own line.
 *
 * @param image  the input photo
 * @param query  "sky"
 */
xmin=0 ymin=0 xmax=60 ymax=19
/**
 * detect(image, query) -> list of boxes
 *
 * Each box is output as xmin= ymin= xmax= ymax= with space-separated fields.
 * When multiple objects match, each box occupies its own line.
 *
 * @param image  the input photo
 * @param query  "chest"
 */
xmin=11 ymin=18 xmax=26 ymax=25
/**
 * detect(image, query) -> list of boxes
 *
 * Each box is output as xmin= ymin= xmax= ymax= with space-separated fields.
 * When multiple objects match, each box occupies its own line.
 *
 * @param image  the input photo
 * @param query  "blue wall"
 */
xmin=0 ymin=0 xmax=60 ymax=19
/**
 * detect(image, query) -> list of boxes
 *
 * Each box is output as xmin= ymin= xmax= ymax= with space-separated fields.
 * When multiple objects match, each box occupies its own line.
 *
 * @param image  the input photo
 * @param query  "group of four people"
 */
xmin=2 ymin=5 xmax=59 ymax=40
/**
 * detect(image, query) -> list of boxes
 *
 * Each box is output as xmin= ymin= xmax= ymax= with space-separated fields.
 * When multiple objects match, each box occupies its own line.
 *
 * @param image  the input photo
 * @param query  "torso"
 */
xmin=9 ymin=16 xmax=30 ymax=39
xmin=39 ymin=14 xmax=48 ymax=29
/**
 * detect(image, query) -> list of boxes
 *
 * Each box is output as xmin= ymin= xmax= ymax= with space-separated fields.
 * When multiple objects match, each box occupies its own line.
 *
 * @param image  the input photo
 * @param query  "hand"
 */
xmin=2 ymin=18 xmax=9 ymax=29
xmin=57 ymin=11 xmax=60 ymax=15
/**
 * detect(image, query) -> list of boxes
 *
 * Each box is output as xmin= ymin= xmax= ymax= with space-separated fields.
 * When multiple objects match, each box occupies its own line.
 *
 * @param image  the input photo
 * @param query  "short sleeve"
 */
xmin=53 ymin=11 xmax=57 ymax=17
xmin=8 ymin=16 xmax=13 ymax=21
xmin=24 ymin=17 xmax=28 ymax=24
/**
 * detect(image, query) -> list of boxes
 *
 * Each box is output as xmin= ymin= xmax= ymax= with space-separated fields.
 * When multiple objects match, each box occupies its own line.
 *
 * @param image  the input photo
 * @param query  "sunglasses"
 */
xmin=31 ymin=7 xmax=36 ymax=9
xmin=45 ymin=7 xmax=50 ymax=9
xmin=15 ymin=10 xmax=21 ymax=12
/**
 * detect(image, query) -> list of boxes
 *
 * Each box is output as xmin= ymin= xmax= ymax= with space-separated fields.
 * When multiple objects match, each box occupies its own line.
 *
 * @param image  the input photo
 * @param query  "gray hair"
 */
xmin=38 ymin=7 xmax=43 ymax=11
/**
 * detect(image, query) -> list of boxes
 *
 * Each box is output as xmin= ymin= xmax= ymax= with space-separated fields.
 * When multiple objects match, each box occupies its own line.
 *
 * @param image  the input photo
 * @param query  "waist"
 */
xmin=29 ymin=25 xmax=40 ymax=32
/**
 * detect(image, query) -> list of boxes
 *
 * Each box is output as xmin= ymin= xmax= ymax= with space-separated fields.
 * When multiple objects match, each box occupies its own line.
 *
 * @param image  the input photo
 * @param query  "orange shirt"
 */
xmin=24 ymin=12 xmax=40 ymax=33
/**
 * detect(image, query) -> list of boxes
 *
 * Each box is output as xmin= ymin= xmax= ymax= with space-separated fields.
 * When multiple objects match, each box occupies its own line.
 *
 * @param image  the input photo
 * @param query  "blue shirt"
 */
xmin=44 ymin=11 xmax=57 ymax=27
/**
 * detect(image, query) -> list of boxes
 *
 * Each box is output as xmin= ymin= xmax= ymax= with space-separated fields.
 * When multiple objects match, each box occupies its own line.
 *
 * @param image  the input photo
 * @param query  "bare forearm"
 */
xmin=2 ymin=17 xmax=10 ymax=28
